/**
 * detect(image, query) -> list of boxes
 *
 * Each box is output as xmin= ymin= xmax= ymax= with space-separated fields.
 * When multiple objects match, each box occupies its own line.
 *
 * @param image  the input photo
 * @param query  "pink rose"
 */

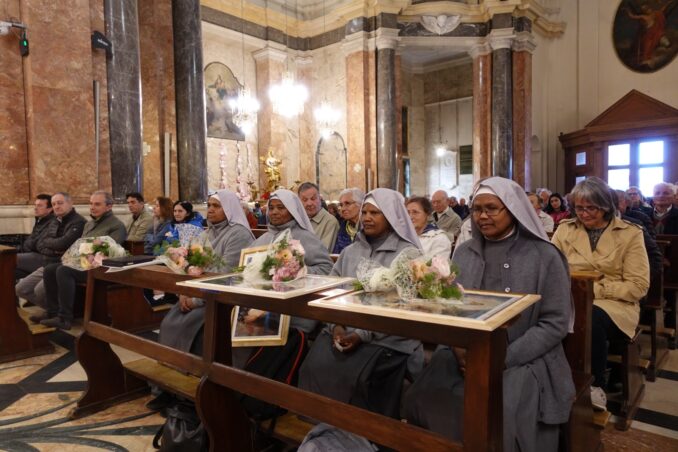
xmin=430 ymin=256 xmax=451 ymax=278
xmin=187 ymin=266 xmax=204 ymax=276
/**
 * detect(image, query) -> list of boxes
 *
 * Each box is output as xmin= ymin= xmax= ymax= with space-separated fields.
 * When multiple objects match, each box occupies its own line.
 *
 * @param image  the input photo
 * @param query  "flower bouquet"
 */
xmin=155 ymin=230 xmax=223 ymax=276
xmin=356 ymin=249 xmax=464 ymax=302
xmin=62 ymin=236 xmax=128 ymax=270
xmin=241 ymin=229 xmax=307 ymax=283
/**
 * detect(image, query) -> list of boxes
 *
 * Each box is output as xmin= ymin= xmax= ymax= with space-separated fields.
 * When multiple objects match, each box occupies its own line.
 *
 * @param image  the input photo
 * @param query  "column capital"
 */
xmin=375 ymin=28 xmax=399 ymax=50
xmin=512 ymin=31 xmax=537 ymax=53
xmin=252 ymin=46 xmax=287 ymax=63
xmin=341 ymin=31 xmax=375 ymax=55
xmin=468 ymin=41 xmax=492 ymax=59
xmin=489 ymin=28 xmax=515 ymax=51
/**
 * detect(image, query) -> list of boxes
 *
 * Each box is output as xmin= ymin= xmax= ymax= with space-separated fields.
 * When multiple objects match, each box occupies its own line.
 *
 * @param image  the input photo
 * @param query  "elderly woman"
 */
xmin=144 ymin=196 xmax=174 ymax=254
xmin=406 ymin=195 xmax=452 ymax=258
xmin=332 ymin=187 xmax=365 ymax=254
xmin=552 ymin=177 xmax=649 ymax=411
xmin=299 ymin=188 xmax=425 ymax=418
xmin=403 ymin=177 xmax=574 ymax=451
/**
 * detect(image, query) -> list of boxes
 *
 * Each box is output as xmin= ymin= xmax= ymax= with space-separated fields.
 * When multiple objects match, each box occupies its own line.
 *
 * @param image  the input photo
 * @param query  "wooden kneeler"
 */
xmin=608 ymin=328 xmax=646 ymax=431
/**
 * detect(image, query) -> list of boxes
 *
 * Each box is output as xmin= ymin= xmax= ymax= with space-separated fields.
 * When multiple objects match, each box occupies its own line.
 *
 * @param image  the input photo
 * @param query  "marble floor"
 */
xmin=1 ymin=317 xmax=678 ymax=451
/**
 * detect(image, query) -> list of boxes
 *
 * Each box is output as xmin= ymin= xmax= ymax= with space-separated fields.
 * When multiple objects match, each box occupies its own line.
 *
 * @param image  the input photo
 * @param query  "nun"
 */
xmin=157 ymin=189 xmax=255 ymax=354
xmin=252 ymin=189 xmax=334 ymax=275
xmin=402 ymin=177 xmax=574 ymax=451
xmin=298 ymin=188 xmax=425 ymax=418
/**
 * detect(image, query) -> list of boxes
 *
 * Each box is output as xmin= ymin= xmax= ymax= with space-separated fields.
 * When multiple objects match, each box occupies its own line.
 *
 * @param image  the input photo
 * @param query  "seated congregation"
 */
xmin=10 ymin=176 xmax=678 ymax=451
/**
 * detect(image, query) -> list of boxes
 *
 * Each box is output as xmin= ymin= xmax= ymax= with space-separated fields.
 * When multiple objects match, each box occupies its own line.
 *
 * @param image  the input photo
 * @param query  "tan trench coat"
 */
xmin=552 ymin=216 xmax=649 ymax=338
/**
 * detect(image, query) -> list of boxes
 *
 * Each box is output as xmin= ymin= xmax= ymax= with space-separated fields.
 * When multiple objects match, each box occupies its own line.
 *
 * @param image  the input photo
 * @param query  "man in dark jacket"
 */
xmin=17 ymin=192 xmax=85 ymax=312
xmin=39 ymin=191 xmax=126 ymax=330
xmin=16 ymin=194 xmax=54 ymax=280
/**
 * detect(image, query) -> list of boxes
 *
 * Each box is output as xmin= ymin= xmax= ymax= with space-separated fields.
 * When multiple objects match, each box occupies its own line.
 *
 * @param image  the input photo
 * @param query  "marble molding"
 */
xmin=512 ymin=49 xmax=532 ymax=190
xmin=472 ymin=53 xmax=492 ymax=181
xmin=21 ymin=0 xmax=98 ymax=203
xmin=398 ymin=21 xmax=489 ymax=38
xmin=491 ymin=47 xmax=513 ymax=179
xmin=376 ymin=48 xmax=397 ymax=189
xmin=172 ymin=0 xmax=208 ymax=203
xmin=105 ymin=0 xmax=143 ymax=201
xmin=0 ymin=0 xmax=29 ymax=204
xmin=139 ymin=0 xmax=177 ymax=201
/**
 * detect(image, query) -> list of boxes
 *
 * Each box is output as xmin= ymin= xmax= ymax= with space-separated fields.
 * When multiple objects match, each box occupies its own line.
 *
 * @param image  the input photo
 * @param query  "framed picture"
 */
xmin=308 ymin=289 xmax=540 ymax=332
xmin=613 ymin=1 xmax=678 ymax=73
xmin=204 ymin=62 xmax=246 ymax=140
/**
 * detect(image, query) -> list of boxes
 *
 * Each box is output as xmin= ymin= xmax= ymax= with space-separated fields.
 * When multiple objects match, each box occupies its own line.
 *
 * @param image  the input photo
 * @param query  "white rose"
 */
xmin=79 ymin=243 xmax=94 ymax=255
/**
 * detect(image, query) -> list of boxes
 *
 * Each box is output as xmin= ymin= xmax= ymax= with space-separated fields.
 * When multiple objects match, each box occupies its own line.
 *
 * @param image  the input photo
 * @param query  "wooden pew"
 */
xmin=563 ymin=271 xmax=604 ymax=451
xmin=0 ymin=245 xmax=54 ymax=363
xmin=639 ymin=242 xmax=669 ymax=381
xmin=73 ymin=265 xmax=531 ymax=451
xmin=657 ymin=234 xmax=678 ymax=349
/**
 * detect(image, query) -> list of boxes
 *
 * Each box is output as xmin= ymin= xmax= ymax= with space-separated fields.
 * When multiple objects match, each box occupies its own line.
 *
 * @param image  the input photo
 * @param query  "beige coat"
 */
xmin=551 ymin=217 xmax=649 ymax=338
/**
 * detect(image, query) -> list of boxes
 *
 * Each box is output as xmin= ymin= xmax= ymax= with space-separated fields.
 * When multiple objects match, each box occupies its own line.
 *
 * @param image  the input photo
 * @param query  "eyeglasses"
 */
xmin=471 ymin=206 xmax=506 ymax=217
xmin=574 ymin=206 xmax=601 ymax=214
xmin=339 ymin=201 xmax=356 ymax=208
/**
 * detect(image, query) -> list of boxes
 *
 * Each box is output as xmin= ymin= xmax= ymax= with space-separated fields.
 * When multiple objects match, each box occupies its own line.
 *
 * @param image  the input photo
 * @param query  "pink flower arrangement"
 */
xmin=62 ymin=236 xmax=127 ymax=271
xmin=261 ymin=237 xmax=307 ymax=282
xmin=157 ymin=239 xmax=223 ymax=275
xmin=405 ymin=255 xmax=463 ymax=300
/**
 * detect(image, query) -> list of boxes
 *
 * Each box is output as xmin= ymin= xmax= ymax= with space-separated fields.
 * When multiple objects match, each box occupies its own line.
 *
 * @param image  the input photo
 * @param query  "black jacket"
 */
xmin=37 ymin=208 xmax=86 ymax=262
xmin=21 ymin=213 xmax=54 ymax=252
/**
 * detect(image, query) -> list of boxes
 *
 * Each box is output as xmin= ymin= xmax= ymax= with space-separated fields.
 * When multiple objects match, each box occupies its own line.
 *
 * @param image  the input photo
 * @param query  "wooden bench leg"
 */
xmin=615 ymin=336 xmax=645 ymax=431
xmin=196 ymin=376 xmax=253 ymax=452
xmin=71 ymin=332 xmax=147 ymax=418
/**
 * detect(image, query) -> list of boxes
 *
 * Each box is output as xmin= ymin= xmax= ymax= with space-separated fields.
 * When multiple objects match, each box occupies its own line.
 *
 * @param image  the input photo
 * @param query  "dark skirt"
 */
xmin=158 ymin=304 xmax=205 ymax=354
xmin=298 ymin=332 xmax=408 ymax=418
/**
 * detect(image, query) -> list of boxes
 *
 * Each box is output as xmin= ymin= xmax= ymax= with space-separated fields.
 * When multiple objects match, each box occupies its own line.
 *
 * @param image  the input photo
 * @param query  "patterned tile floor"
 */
xmin=1 ymin=317 xmax=677 ymax=451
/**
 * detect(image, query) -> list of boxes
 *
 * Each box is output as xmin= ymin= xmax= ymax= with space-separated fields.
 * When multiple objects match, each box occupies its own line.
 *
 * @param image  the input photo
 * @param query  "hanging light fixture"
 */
xmin=313 ymin=0 xmax=340 ymax=138
xmin=229 ymin=0 xmax=260 ymax=136
xmin=268 ymin=0 xmax=308 ymax=118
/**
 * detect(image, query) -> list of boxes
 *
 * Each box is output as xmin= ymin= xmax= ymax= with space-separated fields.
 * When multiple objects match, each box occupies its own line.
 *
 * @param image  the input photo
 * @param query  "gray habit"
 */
xmin=159 ymin=193 xmax=255 ymax=354
xmin=403 ymin=177 xmax=574 ymax=452
xmin=299 ymin=188 xmax=425 ymax=417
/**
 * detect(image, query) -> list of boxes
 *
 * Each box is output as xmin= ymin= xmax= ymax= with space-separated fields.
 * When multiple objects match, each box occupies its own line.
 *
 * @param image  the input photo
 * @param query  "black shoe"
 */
xmin=40 ymin=317 xmax=72 ymax=330
xmin=146 ymin=392 xmax=173 ymax=412
xmin=29 ymin=312 xmax=50 ymax=324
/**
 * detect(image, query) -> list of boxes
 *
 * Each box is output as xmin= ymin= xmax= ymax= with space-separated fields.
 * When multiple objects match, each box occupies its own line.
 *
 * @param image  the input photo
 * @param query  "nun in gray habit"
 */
xmin=158 ymin=189 xmax=255 ymax=354
xmin=298 ymin=188 xmax=425 ymax=418
xmin=403 ymin=177 xmax=574 ymax=452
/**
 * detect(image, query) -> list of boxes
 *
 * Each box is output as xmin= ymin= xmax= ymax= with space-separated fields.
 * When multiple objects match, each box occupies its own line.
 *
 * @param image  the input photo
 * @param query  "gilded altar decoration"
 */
xmin=260 ymin=148 xmax=283 ymax=194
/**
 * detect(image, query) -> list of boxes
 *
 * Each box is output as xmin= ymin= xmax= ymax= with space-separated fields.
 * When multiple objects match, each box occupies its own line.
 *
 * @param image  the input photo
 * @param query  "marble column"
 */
xmin=375 ymin=30 xmax=398 ymax=190
xmin=490 ymin=30 xmax=514 ymax=179
xmin=105 ymin=0 xmax=143 ymax=201
xmin=342 ymin=32 xmax=375 ymax=190
xmin=172 ymin=0 xmax=207 ymax=203
xmin=512 ymin=32 xmax=536 ymax=190
xmin=469 ymin=44 xmax=493 ymax=182
xmin=253 ymin=47 xmax=288 ymax=191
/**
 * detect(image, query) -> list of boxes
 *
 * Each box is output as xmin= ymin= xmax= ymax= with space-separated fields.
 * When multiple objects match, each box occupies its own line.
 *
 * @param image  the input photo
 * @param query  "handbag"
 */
xmin=152 ymin=399 xmax=208 ymax=451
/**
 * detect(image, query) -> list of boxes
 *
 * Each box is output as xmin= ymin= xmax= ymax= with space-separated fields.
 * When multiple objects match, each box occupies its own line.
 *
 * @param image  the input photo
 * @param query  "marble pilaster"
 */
xmin=253 ymin=47 xmax=288 ymax=191
xmin=375 ymin=30 xmax=398 ymax=190
xmin=469 ymin=44 xmax=492 ymax=182
xmin=139 ymin=0 xmax=177 ymax=201
xmin=172 ymin=0 xmax=207 ymax=203
xmin=21 ymin=0 xmax=97 ymax=202
xmin=512 ymin=33 xmax=536 ymax=190
xmin=297 ymin=58 xmax=315 ymax=185
xmin=104 ymin=0 xmax=143 ymax=201
xmin=0 ymin=0 xmax=29 ymax=204
xmin=342 ymin=32 xmax=375 ymax=190
xmin=490 ymin=33 xmax=514 ymax=179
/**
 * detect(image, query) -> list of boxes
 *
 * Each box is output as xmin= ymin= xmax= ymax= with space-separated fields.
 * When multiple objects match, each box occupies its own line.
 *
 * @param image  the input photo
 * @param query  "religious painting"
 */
xmin=309 ymin=289 xmax=540 ymax=331
xmin=613 ymin=0 xmax=678 ymax=73
xmin=204 ymin=62 xmax=245 ymax=140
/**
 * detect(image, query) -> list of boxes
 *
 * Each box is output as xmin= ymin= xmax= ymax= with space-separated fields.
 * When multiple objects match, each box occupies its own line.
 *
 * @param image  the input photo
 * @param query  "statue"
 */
xmin=260 ymin=147 xmax=282 ymax=194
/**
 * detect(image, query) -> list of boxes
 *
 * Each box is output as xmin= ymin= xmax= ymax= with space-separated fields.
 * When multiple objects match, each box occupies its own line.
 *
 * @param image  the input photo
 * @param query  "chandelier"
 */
xmin=229 ymin=86 xmax=260 ymax=135
xmin=314 ymin=100 xmax=340 ymax=139
xmin=269 ymin=71 xmax=309 ymax=118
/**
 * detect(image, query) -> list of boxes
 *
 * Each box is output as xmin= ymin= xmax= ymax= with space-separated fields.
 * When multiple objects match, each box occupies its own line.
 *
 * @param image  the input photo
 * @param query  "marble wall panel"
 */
xmin=0 ymin=0 xmax=29 ymax=204
xmin=422 ymin=62 xmax=473 ymax=105
xmin=345 ymin=51 xmax=370 ymax=190
xmin=90 ymin=0 xmax=112 ymax=193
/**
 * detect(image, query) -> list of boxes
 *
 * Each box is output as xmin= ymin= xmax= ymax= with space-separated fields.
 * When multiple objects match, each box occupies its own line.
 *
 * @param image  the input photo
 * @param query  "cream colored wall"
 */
xmin=531 ymin=0 xmax=678 ymax=193
xmin=202 ymin=21 xmax=259 ymax=195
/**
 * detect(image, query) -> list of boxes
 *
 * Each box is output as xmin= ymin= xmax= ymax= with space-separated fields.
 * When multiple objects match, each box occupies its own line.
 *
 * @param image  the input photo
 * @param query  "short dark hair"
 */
xmin=298 ymin=182 xmax=320 ymax=195
xmin=406 ymin=196 xmax=433 ymax=215
xmin=126 ymin=192 xmax=144 ymax=202
xmin=36 ymin=193 xmax=52 ymax=208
